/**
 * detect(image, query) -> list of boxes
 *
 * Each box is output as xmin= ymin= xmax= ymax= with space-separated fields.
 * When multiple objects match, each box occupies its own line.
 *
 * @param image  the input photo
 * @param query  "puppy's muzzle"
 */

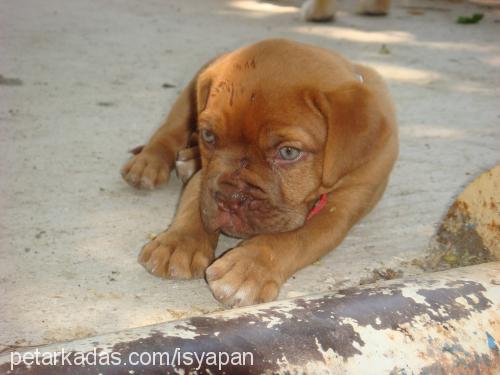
xmin=214 ymin=191 xmax=250 ymax=212
xmin=214 ymin=177 xmax=254 ymax=212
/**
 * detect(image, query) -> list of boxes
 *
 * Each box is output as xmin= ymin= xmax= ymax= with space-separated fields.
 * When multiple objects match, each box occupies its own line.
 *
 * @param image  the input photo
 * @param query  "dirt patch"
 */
xmin=0 ymin=74 xmax=23 ymax=86
xmin=359 ymin=268 xmax=403 ymax=285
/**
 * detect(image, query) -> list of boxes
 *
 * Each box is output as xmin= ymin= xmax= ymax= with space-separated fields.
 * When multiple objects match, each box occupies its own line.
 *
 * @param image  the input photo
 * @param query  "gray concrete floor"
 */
xmin=1 ymin=0 xmax=499 ymax=349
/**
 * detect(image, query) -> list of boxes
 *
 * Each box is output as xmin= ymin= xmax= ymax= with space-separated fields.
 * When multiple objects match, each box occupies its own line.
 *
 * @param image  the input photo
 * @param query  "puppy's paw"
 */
xmin=138 ymin=230 xmax=214 ymax=279
xmin=206 ymin=245 xmax=282 ymax=307
xmin=121 ymin=150 xmax=171 ymax=189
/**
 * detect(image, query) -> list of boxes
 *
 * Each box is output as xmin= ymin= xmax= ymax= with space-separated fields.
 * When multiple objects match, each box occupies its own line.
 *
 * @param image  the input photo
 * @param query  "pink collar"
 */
xmin=306 ymin=193 xmax=328 ymax=220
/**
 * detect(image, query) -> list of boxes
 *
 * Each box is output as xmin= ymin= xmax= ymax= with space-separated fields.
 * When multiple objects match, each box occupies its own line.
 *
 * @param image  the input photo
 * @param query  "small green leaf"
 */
xmin=379 ymin=44 xmax=391 ymax=55
xmin=457 ymin=13 xmax=484 ymax=24
xmin=442 ymin=254 xmax=458 ymax=265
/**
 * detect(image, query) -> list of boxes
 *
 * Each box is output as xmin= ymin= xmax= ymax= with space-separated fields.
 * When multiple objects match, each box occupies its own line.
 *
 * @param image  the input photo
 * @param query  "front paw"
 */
xmin=138 ymin=230 xmax=214 ymax=279
xmin=206 ymin=245 xmax=282 ymax=307
xmin=121 ymin=149 xmax=171 ymax=189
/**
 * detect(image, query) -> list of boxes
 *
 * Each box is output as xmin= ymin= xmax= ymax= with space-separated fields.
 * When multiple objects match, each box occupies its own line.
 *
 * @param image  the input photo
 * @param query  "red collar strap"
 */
xmin=306 ymin=193 xmax=329 ymax=220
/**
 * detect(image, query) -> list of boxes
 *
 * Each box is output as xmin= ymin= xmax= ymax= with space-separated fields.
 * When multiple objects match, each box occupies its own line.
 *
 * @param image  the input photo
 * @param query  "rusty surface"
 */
xmin=426 ymin=164 xmax=500 ymax=270
xmin=1 ymin=262 xmax=498 ymax=374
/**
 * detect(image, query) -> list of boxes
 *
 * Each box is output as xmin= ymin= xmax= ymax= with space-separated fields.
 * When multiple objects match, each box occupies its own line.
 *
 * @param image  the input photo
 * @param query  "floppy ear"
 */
xmin=321 ymin=82 xmax=391 ymax=188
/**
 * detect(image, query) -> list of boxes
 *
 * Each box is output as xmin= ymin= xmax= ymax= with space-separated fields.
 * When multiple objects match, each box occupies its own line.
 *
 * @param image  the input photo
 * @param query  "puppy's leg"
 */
xmin=121 ymin=78 xmax=198 ymax=189
xmin=357 ymin=0 xmax=390 ymax=15
xmin=207 ymin=173 xmax=389 ymax=307
xmin=302 ymin=0 xmax=336 ymax=22
xmin=139 ymin=172 xmax=219 ymax=279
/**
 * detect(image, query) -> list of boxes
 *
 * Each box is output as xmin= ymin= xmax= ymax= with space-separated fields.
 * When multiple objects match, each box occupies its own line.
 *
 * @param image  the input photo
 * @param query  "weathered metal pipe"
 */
xmin=1 ymin=262 xmax=498 ymax=374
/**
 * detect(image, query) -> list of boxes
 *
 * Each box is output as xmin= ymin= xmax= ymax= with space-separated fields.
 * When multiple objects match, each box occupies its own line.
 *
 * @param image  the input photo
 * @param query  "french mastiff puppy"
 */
xmin=121 ymin=39 xmax=398 ymax=307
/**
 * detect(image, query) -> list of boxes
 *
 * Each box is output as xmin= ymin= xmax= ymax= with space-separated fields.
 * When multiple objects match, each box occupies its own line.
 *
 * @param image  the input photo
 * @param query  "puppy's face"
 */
xmin=197 ymin=67 xmax=327 ymax=238
xmin=195 ymin=42 xmax=386 ymax=238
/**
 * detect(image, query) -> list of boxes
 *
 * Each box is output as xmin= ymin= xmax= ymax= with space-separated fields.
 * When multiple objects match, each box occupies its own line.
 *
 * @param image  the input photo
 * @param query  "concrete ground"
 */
xmin=1 ymin=0 xmax=499 ymax=350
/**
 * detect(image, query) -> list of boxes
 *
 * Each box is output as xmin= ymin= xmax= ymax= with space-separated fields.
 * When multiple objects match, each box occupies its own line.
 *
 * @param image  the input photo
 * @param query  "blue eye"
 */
xmin=201 ymin=129 xmax=215 ymax=144
xmin=278 ymin=146 xmax=302 ymax=161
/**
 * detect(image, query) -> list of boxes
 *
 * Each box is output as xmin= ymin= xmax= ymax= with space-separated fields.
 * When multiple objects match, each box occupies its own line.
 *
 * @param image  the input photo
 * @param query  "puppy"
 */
xmin=302 ymin=0 xmax=391 ymax=22
xmin=121 ymin=39 xmax=398 ymax=307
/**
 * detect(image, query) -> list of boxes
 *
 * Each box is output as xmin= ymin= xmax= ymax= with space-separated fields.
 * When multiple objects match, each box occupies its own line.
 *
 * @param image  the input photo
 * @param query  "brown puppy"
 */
xmin=121 ymin=39 xmax=398 ymax=307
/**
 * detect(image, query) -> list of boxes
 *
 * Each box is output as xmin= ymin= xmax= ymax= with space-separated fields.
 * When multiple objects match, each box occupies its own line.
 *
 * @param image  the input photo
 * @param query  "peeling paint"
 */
xmin=1 ymin=263 xmax=498 ymax=374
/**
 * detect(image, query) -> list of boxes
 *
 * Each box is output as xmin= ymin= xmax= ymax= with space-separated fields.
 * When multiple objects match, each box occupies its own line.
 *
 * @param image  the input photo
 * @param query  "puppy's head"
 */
xmin=195 ymin=40 xmax=389 ymax=238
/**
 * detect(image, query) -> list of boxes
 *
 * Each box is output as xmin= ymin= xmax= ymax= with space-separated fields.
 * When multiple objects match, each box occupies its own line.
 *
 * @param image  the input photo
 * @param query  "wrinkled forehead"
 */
xmin=199 ymin=60 xmax=326 ymax=144
xmin=199 ymin=75 xmax=326 ymax=149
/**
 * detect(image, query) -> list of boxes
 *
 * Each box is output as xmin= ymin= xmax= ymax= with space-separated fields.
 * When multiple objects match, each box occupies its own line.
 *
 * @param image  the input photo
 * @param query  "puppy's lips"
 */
xmin=212 ymin=208 xmax=249 ymax=237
